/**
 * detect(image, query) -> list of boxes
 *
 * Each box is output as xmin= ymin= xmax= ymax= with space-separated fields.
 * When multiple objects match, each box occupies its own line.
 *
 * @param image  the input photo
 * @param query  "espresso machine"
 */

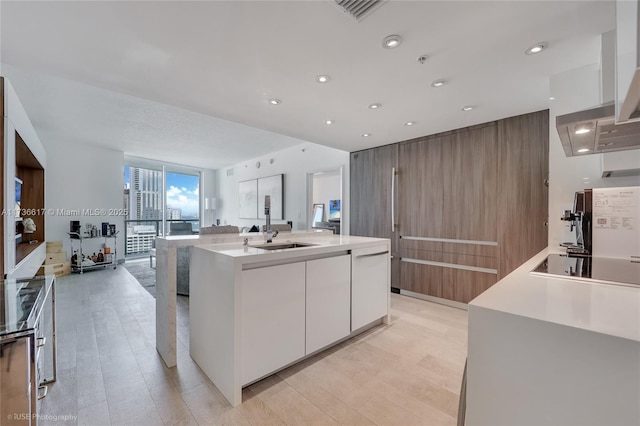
xmin=560 ymin=189 xmax=593 ymax=256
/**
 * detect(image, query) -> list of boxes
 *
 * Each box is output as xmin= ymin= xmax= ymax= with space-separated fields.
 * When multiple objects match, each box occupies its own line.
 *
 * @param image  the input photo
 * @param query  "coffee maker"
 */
xmin=560 ymin=189 xmax=592 ymax=256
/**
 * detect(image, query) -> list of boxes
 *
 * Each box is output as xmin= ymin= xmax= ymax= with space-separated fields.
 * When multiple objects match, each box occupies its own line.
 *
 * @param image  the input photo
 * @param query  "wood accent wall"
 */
xmin=442 ymin=125 xmax=498 ymax=242
xmin=398 ymin=136 xmax=444 ymax=239
xmin=350 ymin=110 xmax=549 ymax=304
xmin=350 ymin=144 xmax=400 ymax=288
xmin=497 ymin=111 xmax=549 ymax=279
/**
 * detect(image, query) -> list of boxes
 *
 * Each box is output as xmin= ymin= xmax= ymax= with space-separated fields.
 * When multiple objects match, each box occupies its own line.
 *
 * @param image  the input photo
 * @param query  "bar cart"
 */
xmin=68 ymin=232 xmax=118 ymax=274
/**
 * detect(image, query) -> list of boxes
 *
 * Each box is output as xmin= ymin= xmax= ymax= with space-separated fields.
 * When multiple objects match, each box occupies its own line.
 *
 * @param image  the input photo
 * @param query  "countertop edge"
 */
xmin=469 ymin=247 xmax=640 ymax=342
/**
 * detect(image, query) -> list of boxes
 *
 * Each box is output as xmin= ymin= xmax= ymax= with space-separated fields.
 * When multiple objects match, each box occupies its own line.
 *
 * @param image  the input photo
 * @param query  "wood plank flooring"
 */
xmin=40 ymin=266 xmax=467 ymax=425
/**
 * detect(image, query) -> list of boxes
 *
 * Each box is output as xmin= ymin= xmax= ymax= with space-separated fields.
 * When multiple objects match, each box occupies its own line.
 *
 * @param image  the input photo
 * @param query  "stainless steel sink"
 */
xmin=252 ymin=242 xmax=317 ymax=250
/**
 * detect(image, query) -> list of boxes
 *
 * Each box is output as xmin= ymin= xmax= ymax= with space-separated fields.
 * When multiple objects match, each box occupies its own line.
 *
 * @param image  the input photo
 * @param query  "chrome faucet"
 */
xmin=264 ymin=195 xmax=278 ymax=243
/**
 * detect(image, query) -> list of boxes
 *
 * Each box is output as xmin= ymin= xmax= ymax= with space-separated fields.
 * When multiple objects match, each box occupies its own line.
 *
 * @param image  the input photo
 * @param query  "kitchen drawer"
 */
xmin=400 ymin=248 xmax=442 ymax=262
xmin=442 ymin=268 xmax=497 ymax=303
xmin=441 ymin=253 xmax=497 ymax=270
xmin=400 ymin=260 xmax=443 ymax=298
xmin=351 ymin=246 xmax=390 ymax=331
xmin=441 ymin=242 xmax=497 ymax=257
xmin=399 ymin=238 xmax=442 ymax=252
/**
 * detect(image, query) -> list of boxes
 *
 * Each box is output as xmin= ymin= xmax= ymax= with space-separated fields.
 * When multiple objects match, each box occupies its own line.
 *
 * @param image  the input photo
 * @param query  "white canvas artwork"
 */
xmin=238 ymin=179 xmax=258 ymax=219
xmin=258 ymin=175 xmax=284 ymax=220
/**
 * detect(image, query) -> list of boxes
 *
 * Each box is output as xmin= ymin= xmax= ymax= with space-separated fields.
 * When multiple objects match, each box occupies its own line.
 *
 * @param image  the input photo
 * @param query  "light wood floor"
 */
xmin=41 ymin=265 xmax=468 ymax=426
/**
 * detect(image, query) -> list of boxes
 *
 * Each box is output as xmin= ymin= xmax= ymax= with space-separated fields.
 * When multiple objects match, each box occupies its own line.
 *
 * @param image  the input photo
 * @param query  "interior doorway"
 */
xmin=306 ymin=167 xmax=343 ymax=234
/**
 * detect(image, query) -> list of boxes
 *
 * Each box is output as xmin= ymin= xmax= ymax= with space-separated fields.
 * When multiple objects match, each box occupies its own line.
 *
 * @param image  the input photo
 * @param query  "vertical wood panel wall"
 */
xmin=350 ymin=110 xmax=549 ymax=303
xmin=497 ymin=111 xmax=549 ymax=279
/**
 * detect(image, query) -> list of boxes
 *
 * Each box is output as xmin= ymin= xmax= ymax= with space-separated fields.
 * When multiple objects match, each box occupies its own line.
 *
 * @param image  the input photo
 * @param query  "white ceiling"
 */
xmin=1 ymin=1 xmax=616 ymax=170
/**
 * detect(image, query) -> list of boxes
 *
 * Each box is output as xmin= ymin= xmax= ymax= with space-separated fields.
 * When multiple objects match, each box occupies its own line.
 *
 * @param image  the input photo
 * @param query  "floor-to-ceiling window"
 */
xmin=166 ymin=172 xmax=200 ymax=233
xmin=124 ymin=159 xmax=201 ymax=257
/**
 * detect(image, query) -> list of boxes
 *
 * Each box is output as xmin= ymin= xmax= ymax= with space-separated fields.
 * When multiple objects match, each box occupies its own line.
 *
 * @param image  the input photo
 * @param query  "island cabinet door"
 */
xmin=241 ymin=262 xmax=306 ymax=385
xmin=351 ymin=246 xmax=390 ymax=331
xmin=306 ymin=255 xmax=351 ymax=355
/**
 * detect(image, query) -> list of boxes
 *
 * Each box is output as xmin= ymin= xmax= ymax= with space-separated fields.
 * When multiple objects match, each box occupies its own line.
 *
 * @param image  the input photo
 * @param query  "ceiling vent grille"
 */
xmin=332 ymin=0 xmax=386 ymax=22
xmin=226 ymin=168 xmax=233 ymax=176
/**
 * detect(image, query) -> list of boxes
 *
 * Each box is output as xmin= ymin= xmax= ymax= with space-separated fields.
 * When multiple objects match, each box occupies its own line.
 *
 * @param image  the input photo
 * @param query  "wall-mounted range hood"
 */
xmin=556 ymin=103 xmax=640 ymax=157
xmin=557 ymin=4 xmax=640 ymax=159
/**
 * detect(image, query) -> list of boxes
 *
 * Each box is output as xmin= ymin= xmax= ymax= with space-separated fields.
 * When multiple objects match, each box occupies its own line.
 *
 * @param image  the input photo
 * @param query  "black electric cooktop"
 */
xmin=532 ymin=254 xmax=640 ymax=288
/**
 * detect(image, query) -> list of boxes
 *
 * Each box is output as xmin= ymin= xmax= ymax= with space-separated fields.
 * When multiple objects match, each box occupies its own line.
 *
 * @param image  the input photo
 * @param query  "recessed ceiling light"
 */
xmin=316 ymin=75 xmax=330 ymax=83
xmin=382 ymin=35 xmax=402 ymax=49
xmin=431 ymin=79 xmax=446 ymax=88
xmin=461 ymin=105 xmax=474 ymax=111
xmin=404 ymin=121 xmax=415 ymax=126
xmin=575 ymin=128 xmax=591 ymax=135
xmin=368 ymin=103 xmax=381 ymax=109
xmin=577 ymin=148 xmax=590 ymax=153
xmin=362 ymin=133 xmax=371 ymax=137
xmin=549 ymin=97 xmax=555 ymax=100
xmin=324 ymin=120 xmax=334 ymax=125
xmin=525 ymin=42 xmax=548 ymax=55
xmin=268 ymin=99 xmax=281 ymax=105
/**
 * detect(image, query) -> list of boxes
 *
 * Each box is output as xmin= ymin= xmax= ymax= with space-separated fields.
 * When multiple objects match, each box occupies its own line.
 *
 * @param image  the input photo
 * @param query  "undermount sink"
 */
xmin=252 ymin=242 xmax=317 ymax=250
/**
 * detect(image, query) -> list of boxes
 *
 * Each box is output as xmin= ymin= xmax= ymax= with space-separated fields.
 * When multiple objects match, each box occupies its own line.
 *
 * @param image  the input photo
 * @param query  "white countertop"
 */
xmin=155 ymin=230 xmax=333 ymax=248
xmin=469 ymin=248 xmax=640 ymax=342
xmin=194 ymin=235 xmax=389 ymax=264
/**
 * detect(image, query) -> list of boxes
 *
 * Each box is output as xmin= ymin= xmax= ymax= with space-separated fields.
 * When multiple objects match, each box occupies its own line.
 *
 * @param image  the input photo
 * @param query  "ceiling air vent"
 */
xmin=226 ymin=168 xmax=233 ymax=176
xmin=332 ymin=0 xmax=387 ymax=22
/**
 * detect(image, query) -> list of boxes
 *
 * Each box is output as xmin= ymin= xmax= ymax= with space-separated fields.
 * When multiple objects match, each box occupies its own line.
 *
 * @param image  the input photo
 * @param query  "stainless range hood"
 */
xmin=556 ymin=103 xmax=640 ymax=157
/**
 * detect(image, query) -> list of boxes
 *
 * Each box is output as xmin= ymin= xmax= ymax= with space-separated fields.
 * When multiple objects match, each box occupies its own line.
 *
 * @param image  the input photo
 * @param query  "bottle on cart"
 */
xmin=97 ymin=250 xmax=104 ymax=263
xmin=71 ymin=250 xmax=78 ymax=265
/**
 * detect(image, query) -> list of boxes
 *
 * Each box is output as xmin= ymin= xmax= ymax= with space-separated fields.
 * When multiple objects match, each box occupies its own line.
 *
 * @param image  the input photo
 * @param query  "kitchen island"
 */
xmin=155 ymin=230 xmax=330 ymax=368
xmin=467 ymin=248 xmax=640 ymax=426
xmin=189 ymin=234 xmax=391 ymax=406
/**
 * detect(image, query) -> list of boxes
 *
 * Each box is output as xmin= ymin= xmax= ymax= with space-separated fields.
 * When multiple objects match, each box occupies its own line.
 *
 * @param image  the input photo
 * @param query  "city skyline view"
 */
xmin=124 ymin=168 xmax=200 ymax=218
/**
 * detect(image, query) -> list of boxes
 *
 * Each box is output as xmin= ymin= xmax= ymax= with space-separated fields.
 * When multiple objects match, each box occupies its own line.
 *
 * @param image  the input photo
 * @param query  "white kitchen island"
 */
xmin=189 ymin=235 xmax=390 ymax=406
xmin=467 ymin=248 xmax=640 ymax=426
xmin=155 ymin=230 xmax=330 ymax=368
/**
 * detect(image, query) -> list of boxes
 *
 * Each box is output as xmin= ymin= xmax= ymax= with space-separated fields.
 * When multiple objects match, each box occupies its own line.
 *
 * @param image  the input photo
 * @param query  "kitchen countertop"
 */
xmin=469 ymin=247 xmax=640 ymax=342
xmin=195 ymin=234 xmax=389 ymax=263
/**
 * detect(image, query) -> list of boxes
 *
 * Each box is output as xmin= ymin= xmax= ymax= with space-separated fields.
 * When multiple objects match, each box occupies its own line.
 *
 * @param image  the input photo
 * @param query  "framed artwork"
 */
xmin=329 ymin=199 xmax=341 ymax=219
xmin=238 ymin=179 xmax=258 ymax=219
xmin=258 ymin=174 xmax=284 ymax=220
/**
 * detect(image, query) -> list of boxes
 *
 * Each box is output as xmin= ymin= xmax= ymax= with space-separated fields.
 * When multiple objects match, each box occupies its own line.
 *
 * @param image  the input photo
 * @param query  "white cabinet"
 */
xmin=306 ymin=255 xmax=351 ymax=354
xmin=351 ymin=246 xmax=390 ymax=331
xmin=241 ymin=262 xmax=306 ymax=385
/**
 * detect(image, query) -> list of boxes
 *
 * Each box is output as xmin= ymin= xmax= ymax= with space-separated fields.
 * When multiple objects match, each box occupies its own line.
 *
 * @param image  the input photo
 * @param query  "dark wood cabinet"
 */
xmin=351 ymin=110 xmax=548 ymax=304
xmin=350 ymin=144 xmax=400 ymax=288
xmin=442 ymin=125 xmax=498 ymax=242
xmin=398 ymin=136 xmax=444 ymax=239
xmin=350 ymin=145 xmax=397 ymax=239
xmin=497 ymin=111 xmax=549 ymax=279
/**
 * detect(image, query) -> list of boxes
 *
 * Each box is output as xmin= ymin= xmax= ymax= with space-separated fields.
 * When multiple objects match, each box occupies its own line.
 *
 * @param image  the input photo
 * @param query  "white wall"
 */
xmin=312 ymin=171 xmax=341 ymax=209
xmin=216 ymin=142 xmax=350 ymax=233
xmin=45 ymin=141 xmax=126 ymax=261
xmin=549 ymin=63 xmax=640 ymax=249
